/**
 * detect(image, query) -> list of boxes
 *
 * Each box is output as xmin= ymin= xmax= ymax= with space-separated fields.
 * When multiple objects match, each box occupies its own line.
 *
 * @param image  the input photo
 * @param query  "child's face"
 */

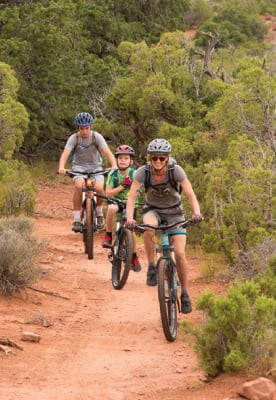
xmin=78 ymin=125 xmax=91 ymax=137
xmin=117 ymin=154 xmax=131 ymax=169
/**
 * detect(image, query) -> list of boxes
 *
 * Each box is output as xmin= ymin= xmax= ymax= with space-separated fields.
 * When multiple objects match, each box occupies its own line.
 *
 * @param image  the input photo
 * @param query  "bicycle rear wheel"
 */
xmin=111 ymin=228 xmax=133 ymax=290
xmin=157 ymin=257 xmax=177 ymax=342
xmin=85 ymin=198 xmax=94 ymax=260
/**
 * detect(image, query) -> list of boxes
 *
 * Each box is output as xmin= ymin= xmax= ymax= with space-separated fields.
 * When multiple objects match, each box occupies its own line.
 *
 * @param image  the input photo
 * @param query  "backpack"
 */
xmin=143 ymin=163 xmax=182 ymax=193
xmin=110 ymin=167 xmax=136 ymax=188
xmin=68 ymin=131 xmax=99 ymax=164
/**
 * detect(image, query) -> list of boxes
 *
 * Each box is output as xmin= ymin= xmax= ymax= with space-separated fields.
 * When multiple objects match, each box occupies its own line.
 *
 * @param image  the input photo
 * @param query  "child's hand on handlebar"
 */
xmin=125 ymin=219 xmax=137 ymax=229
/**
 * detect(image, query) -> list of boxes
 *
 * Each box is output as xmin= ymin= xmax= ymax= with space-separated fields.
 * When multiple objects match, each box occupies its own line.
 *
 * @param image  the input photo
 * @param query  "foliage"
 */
xmin=195 ymin=8 xmax=267 ymax=47
xmin=191 ymin=271 xmax=276 ymax=377
xmin=202 ymin=136 xmax=275 ymax=261
xmin=0 ymin=160 xmax=36 ymax=216
xmin=0 ymin=62 xmax=29 ymax=159
xmin=0 ymin=216 xmax=43 ymax=295
xmin=101 ymin=31 xmax=210 ymax=157
xmin=231 ymin=237 xmax=276 ymax=280
xmin=183 ymin=0 xmax=213 ymax=28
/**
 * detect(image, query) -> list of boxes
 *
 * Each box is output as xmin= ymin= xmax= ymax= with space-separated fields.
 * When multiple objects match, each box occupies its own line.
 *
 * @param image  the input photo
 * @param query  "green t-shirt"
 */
xmin=106 ymin=167 xmax=136 ymax=200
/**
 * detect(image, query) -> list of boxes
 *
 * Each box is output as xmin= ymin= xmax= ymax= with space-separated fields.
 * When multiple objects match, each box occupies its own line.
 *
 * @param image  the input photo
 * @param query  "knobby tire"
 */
xmin=111 ymin=228 xmax=133 ymax=290
xmin=157 ymin=258 xmax=177 ymax=342
xmin=85 ymin=197 xmax=94 ymax=260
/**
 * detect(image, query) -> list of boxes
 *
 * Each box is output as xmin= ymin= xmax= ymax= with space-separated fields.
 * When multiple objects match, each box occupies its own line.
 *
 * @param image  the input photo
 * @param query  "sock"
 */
xmin=73 ymin=211 xmax=81 ymax=220
xmin=106 ymin=232 xmax=112 ymax=239
xmin=148 ymin=261 xmax=155 ymax=268
xmin=181 ymin=288 xmax=189 ymax=295
xmin=132 ymin=252 xmax=137 ymax=259
xmin=96 ymin=206 xmax=103 ymax=213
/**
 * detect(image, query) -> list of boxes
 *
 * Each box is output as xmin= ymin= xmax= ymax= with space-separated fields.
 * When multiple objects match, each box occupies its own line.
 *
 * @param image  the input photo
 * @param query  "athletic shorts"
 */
xmin=142 ymin=204 xmax=187 ymax=235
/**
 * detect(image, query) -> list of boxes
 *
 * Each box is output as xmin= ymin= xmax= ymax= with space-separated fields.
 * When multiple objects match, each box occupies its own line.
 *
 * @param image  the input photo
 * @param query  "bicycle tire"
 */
xmin=81 ymin=206 xmax=88 ymax=254
xmin=85 ymin=197 xmax=94 ymax=260
xmin=157 ymin=257 xmax=177 ymax=342
xmin=111 ymin=228 xmax=133 ymax=290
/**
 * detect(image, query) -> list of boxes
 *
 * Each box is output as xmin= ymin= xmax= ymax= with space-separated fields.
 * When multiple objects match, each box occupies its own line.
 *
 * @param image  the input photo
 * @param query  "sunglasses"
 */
xmin=151 ymin=156 xmax=167 ymax=162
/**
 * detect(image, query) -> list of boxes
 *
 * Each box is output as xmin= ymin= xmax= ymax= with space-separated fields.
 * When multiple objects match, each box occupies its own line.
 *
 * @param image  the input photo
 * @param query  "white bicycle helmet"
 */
xmin=147 ymin=138 xmax=172 ymax=154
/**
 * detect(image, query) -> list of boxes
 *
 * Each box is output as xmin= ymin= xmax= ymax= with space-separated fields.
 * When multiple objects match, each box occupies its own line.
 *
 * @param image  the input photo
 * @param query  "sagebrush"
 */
xmin=0 ymin=216 xmax=43 ymax=295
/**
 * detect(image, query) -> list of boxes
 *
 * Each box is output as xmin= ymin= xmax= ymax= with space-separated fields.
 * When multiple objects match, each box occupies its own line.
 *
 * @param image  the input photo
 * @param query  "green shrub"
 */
xmin=0 ymin=160 xmax=36 ymax=216
xmin=232 ymin=237 xmax=276 ymax=280
xmin=190 ymin=272 xmax=276 ymax=377
xmin=0 ymin=217 xmax=43 ymax=295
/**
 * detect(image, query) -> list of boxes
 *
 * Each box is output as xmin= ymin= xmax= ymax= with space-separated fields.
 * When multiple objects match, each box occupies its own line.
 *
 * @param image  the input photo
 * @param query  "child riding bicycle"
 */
xmin=102 ymin=145 xmax=141 ymax=272
xmin=58 ymin=112 xmax=117 ymax=232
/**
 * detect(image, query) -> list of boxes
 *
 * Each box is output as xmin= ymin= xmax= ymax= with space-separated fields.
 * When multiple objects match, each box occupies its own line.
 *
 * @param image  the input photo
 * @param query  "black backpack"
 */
xmin=143 ymin=163 xmax=182 ymax=193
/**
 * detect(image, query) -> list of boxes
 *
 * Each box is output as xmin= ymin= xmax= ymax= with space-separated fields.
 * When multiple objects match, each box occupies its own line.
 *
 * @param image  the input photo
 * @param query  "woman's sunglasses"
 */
xmin=151 ymin=156 xmax=167 ymax=162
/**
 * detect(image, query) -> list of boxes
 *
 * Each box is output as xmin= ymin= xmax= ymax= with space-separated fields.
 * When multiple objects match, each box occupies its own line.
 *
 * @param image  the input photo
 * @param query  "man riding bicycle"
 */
xmin=125 ymin=138 xmax=202 ymax=314
xmin=58 ymin=112 xmax=116 ymax=232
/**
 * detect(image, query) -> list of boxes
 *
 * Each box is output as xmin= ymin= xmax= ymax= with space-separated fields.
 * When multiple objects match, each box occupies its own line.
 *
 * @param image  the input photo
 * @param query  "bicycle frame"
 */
xmin=65 ymin=169 xmax=109 ymax=260
xmin=134 ymin=218 xmax=198 ymax=342
xmin=104 ymin=197 xmax=133 ymax=289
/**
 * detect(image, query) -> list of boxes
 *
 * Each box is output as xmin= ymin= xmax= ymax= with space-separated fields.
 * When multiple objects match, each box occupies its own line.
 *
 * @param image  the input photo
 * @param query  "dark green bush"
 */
xmin=188 ymin=270 xmax=276 ymax=377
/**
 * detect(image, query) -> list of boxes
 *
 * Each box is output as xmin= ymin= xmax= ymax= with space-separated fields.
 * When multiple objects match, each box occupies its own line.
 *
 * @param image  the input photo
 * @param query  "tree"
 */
xmin=203 ymin=136 xmax=276 ymax=261
xmin=207 ymin=63 xmax=276 ymax=153
xmin=0 ymin=62 xmax=29 ymax=159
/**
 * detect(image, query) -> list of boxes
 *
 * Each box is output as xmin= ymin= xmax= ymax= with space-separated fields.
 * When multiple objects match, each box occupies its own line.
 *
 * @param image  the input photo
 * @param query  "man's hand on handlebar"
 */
xmin=58 ymin=167 xmax=67 ymax=175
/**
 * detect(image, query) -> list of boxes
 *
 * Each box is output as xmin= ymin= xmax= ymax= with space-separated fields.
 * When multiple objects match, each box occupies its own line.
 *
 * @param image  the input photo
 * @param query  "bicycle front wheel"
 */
xmin=111 ymin=228 xmax=133 ymax=290
xmin=157 ymin=258 xmax=177 ymax=342
xmin=85 ymin=198 xmax=94 ymax=260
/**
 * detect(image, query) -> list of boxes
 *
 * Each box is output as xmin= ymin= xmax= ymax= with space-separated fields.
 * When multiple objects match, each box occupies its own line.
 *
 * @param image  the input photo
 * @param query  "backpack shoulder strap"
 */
xmin=143 ymin=164 xmax=151 ymax=192
xmin=129 ymin=167 xmax=135 ymax=181
xmin=168 ymin=164 xmax=182 ymax=193
xmin=111 ymin=169 xmax=119 ymax=188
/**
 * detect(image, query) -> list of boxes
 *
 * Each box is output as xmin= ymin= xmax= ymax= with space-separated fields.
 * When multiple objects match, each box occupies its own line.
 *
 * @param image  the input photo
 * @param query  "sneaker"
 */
xmin=96 ymin=213 xmax=105 ymax=230
xmin=146 ymin=265 xmax=157 ymax=286
xmin=72 ymin=219 xmax=82 ymax=233
xmin=180 ymin=291 xmax=192 ymax=314
xmin=102 ymin=234 xmax=112 ymax=248
xmin=130 ymin=255 xmax=142 ymax=272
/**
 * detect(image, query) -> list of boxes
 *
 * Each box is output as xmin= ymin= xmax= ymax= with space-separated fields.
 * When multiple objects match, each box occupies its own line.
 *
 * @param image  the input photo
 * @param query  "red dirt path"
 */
xmin=0 ymin=182 xmax=246 ymax=400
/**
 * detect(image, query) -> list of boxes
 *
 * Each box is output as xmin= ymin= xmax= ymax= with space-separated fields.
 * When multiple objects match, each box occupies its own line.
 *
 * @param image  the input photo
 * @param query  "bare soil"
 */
xmin=0 ymin=182 xmax=246 ymax=400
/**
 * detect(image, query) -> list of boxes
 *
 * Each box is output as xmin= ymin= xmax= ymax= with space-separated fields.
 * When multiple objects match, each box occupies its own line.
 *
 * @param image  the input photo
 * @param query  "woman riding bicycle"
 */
xmin=125 ymin=138 xmax=202 ymax=314
xmin=102 ymin=145 xmax=141 ymax=272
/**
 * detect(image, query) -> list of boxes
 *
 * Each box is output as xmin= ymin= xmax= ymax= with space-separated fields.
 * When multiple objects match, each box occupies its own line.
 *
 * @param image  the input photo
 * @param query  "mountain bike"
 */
xmin=104 ymin=198 xmax=134 ymax=290
xmin=65 ymin=169 xmax=109 ymax=260
xmin=134 ymin=219 xmax=202 ymax=342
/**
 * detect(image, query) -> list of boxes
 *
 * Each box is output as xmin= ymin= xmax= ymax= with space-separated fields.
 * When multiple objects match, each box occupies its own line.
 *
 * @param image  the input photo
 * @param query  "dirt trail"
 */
xmin=0 ymin=182 xmax=245 ymax=400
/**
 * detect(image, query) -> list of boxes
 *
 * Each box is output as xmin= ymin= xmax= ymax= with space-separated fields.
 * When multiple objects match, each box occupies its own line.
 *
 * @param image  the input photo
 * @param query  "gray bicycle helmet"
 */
xmin=74 ymin=112 xmax=94 ymax=126
xmin=147 ymin=138 xmax=172 ymax=154
xmin=115 ymin=145 xmax=135 ymax=158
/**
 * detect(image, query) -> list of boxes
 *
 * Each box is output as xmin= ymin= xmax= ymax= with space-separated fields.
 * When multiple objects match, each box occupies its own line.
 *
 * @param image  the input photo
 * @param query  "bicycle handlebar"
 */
xmin=133 ymin=217 xmax=203 ymax=233
xmin=65 ymin=169 xmax=111 ymax=178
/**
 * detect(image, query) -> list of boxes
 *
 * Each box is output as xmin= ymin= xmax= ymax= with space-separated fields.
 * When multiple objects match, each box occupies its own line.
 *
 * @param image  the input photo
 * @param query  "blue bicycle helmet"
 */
xmin=74 ymin=112 xmax=94 ymax=126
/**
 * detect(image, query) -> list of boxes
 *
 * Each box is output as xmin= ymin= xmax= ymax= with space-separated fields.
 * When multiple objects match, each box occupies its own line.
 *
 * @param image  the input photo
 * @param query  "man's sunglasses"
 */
xmin=151 ymin=156 xmax=167 ymax=162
